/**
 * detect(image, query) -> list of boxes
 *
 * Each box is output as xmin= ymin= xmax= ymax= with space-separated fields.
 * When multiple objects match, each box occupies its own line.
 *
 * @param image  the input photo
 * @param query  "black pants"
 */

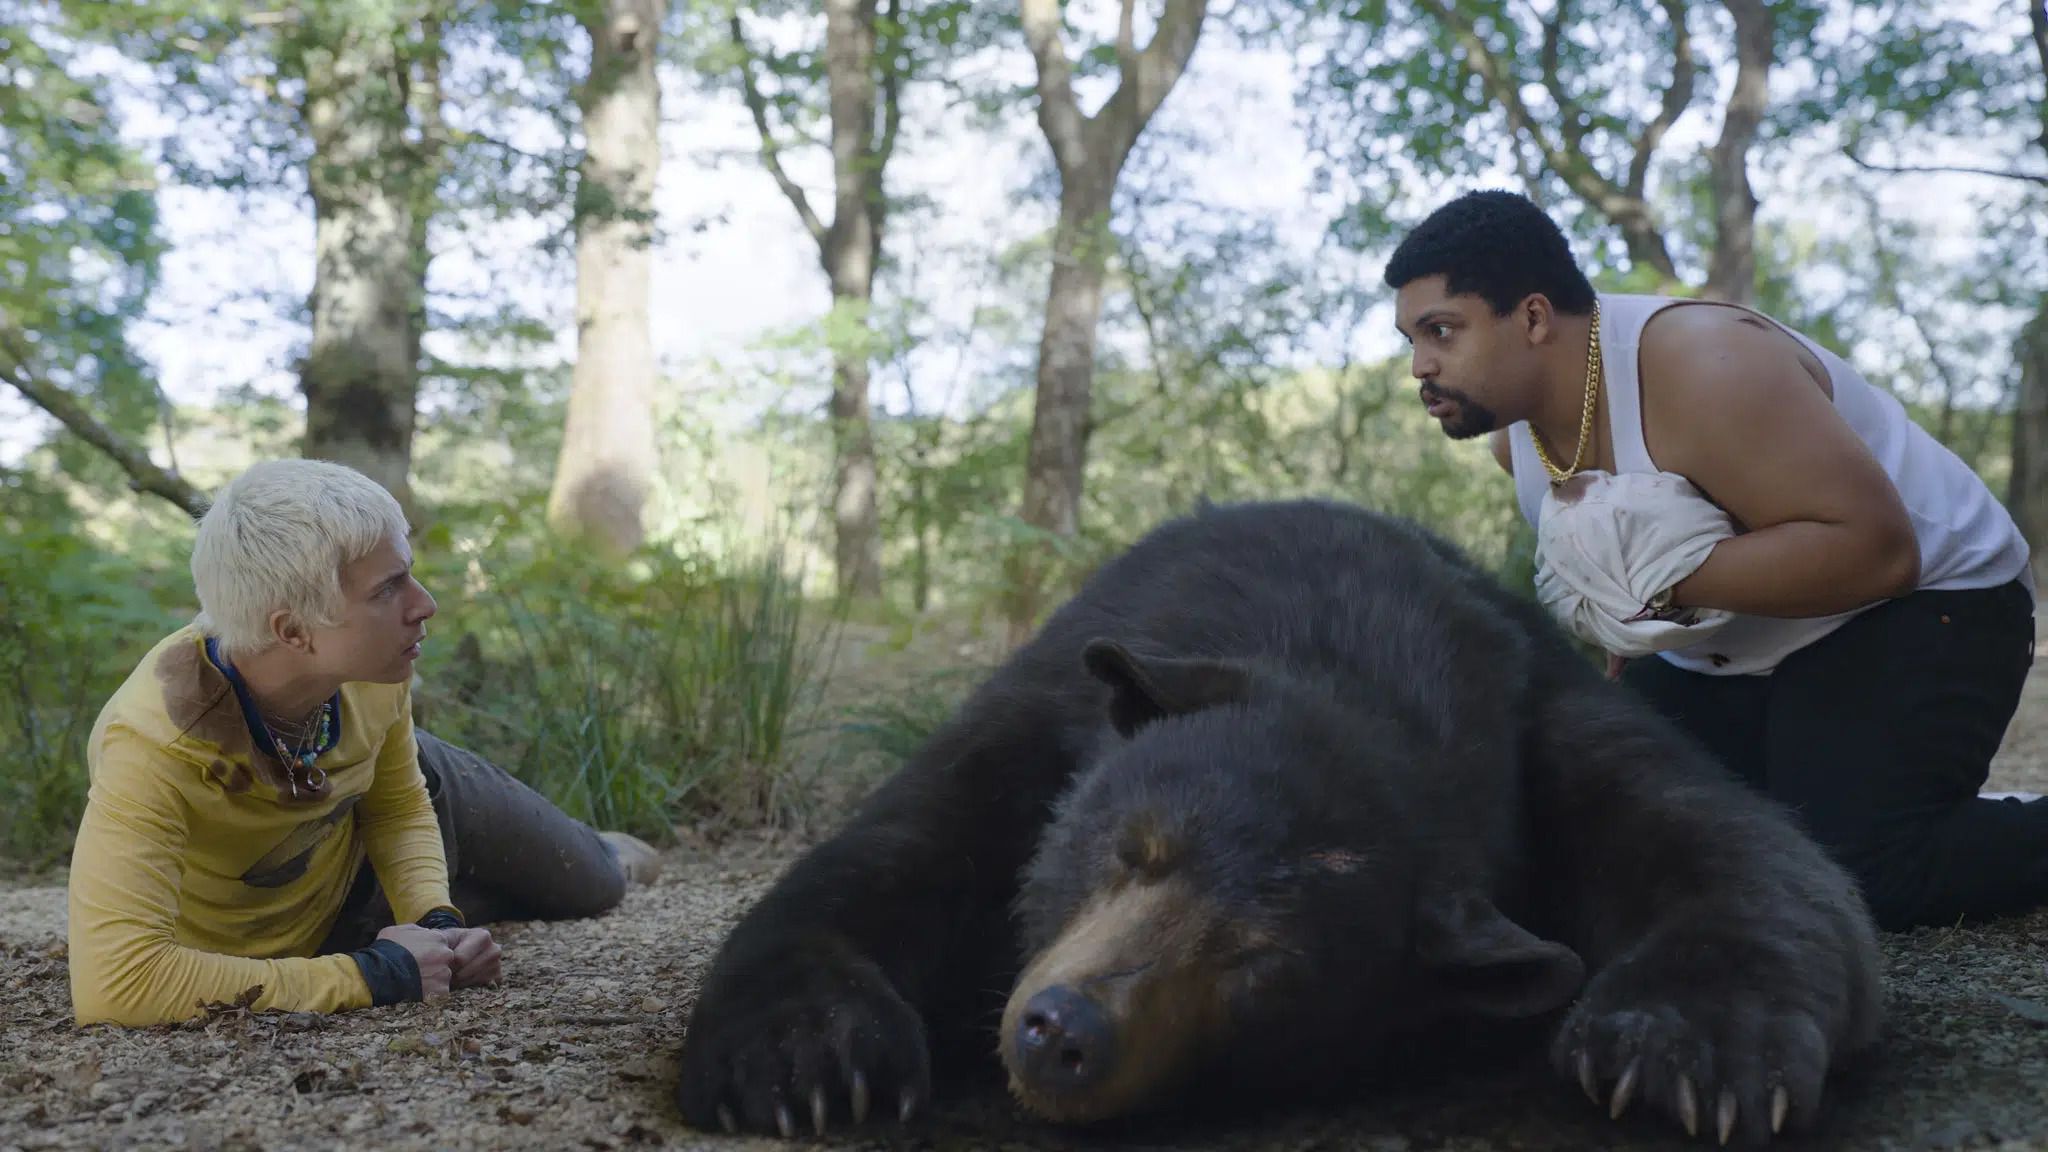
xmin=318 ymin=730 xmax=627 ymax=953
xmin=1621 ymin=577 xmax=2048 ymax=932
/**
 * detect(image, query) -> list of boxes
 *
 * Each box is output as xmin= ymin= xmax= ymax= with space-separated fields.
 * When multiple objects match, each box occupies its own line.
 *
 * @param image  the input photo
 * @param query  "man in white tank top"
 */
xmin=1383 ymin=189 xmax=2044 ymax=934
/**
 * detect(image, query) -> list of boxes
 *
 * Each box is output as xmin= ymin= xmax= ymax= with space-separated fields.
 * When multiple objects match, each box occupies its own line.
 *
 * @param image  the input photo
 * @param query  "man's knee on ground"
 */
xmin=1837 ymin=832 xmax=1973 ymax=934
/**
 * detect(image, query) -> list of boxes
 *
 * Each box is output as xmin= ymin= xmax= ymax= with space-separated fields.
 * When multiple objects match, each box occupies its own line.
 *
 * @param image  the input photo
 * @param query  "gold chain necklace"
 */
xmin=1532 ymin=299 xmax=1603 ymax=486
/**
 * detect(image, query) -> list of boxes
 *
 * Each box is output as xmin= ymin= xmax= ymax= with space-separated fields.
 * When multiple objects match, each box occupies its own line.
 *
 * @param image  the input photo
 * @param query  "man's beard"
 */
xmin=1421 ymin=384 xmax=1499 ymax=440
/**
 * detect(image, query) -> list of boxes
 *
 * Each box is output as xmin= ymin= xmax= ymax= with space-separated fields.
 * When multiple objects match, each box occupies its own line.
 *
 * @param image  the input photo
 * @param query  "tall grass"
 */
xmin=410 ymin=537 xmax=838 ymax=839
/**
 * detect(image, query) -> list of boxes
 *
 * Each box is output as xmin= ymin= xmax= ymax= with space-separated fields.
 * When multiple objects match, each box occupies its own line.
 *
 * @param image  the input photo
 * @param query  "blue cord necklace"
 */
xmin=203 ymin=636 xmax=339 ymax=800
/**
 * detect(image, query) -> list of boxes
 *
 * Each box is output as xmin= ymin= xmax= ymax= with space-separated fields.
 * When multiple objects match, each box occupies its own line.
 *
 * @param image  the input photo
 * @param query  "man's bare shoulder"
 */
xmin=1630 ymin=296 xmax=1908 ymax=561
xmin=1639 ymin=302 xmax=1832 ymax=404
xmin=1637 ymin=302 xmax=1839 ymax=466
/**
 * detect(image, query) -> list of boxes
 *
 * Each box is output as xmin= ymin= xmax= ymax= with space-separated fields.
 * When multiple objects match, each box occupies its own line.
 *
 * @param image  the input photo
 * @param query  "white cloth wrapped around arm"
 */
xmin=1532 ymin=470 xmax=1739 ymax=658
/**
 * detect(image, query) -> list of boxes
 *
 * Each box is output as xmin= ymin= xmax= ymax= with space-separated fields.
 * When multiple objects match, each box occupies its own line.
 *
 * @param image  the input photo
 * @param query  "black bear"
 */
xmin=674 ymin=498 xmax=1883 ymax=1146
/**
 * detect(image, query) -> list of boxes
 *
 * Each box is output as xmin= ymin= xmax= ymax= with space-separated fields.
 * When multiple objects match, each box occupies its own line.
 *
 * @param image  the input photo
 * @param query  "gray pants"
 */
xmin=318 ymin=730 xmax=626 ymax=953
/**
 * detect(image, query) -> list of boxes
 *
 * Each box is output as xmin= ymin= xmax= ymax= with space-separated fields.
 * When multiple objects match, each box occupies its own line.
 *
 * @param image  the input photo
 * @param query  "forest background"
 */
xmin=4 ymin=0 xmax=2043 ymax=867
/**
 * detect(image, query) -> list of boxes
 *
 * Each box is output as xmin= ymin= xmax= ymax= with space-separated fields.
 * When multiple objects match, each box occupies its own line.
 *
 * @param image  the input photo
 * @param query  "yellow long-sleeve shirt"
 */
xmin=67 ymin=624 xmax=458 ymax=1027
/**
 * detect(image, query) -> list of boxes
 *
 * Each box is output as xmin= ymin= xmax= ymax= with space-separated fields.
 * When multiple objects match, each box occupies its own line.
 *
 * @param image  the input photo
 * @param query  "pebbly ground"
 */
xmin=4 ymin=632 xmax=2048 ymax=1152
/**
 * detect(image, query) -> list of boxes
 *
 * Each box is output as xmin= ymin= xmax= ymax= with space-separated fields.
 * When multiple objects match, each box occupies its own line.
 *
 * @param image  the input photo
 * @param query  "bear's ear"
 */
xmin=1081 ymin=638 xmax=1255 ymax=738
xmin=1413 ymin=890 xmax=1585 ymax=1020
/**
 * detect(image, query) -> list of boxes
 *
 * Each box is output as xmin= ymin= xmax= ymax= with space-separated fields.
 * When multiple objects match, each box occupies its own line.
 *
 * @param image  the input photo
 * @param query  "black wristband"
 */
xmin=418 ymin=908 xmax=464 ymax=931
xmin=351 ymin=938 xmax=424 ymax=1005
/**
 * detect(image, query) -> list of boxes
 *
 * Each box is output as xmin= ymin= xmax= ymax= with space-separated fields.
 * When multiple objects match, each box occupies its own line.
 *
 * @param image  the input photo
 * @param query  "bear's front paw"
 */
xmin=1550 ymin=979 xmax=1831 ymax=1147
xmin=675 ymin=945 xmax=931 ymax=1138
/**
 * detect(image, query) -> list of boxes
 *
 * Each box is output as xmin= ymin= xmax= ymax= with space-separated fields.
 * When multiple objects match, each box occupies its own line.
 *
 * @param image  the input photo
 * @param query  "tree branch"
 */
xmin=1424 ymin=0 xmax=1679 ymax=282
xmin=868 ymin=0 xmax=900 ymax=265
xmin=1702 ymin=0 xmax=1772 ymax=303
xmin=1117 ymin=0 xmax=1139 ymax=84
xmin=730 ymin=11 xmax=828 ymax=247
xmin=874 ymin=0 xmax=902 ymax=176
xmin=1540 ymin=0 xmax=1590 ymax=158
xmin=1084 ymin=0 xmax=1211 ymax=175
xmin=2032 ymin=0 xmax=2047 ymax=158
xmin=0 ymin=333 xmax=209 ymax=519
xmin=1626 ymin=0 xmax=1695 ymax=199
xmin=1423 ymin=0 xmax=1609 ymax=206
xmin=1024 ymin=0 xmax=1210 ymax=183
xmin=1126 ymin=0 xmax=1209 ymax=135
xmin=1020 ymin=0 xmax=1088 ymax=173
xmin=1843 ymin=144 xmax=2048 ymax=187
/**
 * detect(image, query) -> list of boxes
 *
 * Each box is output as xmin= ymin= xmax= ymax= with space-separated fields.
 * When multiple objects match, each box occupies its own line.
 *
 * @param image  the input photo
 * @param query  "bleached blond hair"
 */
xmin=190 ymin=459 xmax=411 ymax=657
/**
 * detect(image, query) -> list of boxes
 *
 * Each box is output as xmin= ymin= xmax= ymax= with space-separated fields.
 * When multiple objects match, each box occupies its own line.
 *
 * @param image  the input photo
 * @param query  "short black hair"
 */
xmin=1382 ymin=189 xmax=1597 ymax=317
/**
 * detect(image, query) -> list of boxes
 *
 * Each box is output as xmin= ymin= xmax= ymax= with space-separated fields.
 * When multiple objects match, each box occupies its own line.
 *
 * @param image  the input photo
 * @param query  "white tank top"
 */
xmin=1510 ymin=292 xmax=2034 ymax=676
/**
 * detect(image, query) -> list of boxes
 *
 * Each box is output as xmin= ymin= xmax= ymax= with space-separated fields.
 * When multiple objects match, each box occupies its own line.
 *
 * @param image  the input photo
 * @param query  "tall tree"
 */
xmin=288 ymin=4 xmax=443 ymax=515
xmin=62 ymin=0 xmax=450 ymax=515
xmin=729 ymin=0 xmax=903 ymax=598
xmin=1006 ymin=0 xmax=1211 ymax=640
xmin=547 ymin=0 xmax=668 ymax=558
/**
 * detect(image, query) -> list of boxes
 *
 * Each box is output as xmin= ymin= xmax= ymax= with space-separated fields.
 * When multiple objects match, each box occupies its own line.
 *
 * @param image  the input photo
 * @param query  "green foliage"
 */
xmin=1 ymin=4 xmax=166 ymax=447
xmin=0 ymin=470 xmax=193 ymax=865
xmin=1783 ymin=1 xmax=2044 ymax=146
xmin=8 ymin=0 xmax=2041 ymax=866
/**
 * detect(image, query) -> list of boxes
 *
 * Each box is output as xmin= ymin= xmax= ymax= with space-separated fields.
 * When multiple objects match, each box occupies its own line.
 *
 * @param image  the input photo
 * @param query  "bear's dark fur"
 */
xmin=674 ymin=498 xmax=1883 ymax=1146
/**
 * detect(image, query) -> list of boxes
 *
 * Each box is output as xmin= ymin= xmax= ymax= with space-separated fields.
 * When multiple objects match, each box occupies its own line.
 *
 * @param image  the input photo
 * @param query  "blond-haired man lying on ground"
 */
xmin=67 ymin=459 xmax=660 ymax=1027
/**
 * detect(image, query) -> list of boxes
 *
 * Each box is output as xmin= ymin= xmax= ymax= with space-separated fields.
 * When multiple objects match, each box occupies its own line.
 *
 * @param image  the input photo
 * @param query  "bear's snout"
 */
xmin=1001 ymin=877 xmax=1233 ymax=1124
xmin=1014 ymin=985 xmax=1116 ymax=1091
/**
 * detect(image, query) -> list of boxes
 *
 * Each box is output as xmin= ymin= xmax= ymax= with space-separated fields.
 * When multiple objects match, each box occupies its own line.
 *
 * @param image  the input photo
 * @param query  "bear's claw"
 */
xmin=675 ymin=944 xmax=931 ymax=1139
xmin=1589 ymin=1067 xmax=1785 ymax=1144
xmin=1608 ymin=1057 xmax=1636 ymax=1119
xmin=1553 ymin=979 xmax=1827 ymax=1148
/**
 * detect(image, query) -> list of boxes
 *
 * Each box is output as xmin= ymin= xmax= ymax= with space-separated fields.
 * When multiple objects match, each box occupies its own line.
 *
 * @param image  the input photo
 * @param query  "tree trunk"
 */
xmin=733 ymin=0 xmax=895 ymax=599
xmin=1703 ymin=0 xmax=1774 ymax=304
xmin=1006 ymin=0 xmax=1210 ymax=642
xmin=2005 ymin=0 xmax=2048 ymax=585
xmin=298 ymin=24 xmax=424 ymax=516
xmin=823 ymin=0 xmax=885 ymax=599
xmin=2008 ymin=297 xmax=2048 ymax=588
xmin=1008 ymin=179 xmax=1115 ymax=636
xmin=909 ymin=438 xmax=933 ymax=613
xmin=828 ymin=350 xmax=884 ymax=597
xmin=547 ymin=0 xmax=666 ymax=559
xmin=407 ymin=16 xmax=444 ymax=446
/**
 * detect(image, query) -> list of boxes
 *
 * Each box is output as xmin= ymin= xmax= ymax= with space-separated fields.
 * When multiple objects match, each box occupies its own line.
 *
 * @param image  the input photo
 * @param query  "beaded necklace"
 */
xmin=202 ymin=636 xmax=340 ymax=800
xmin=263 ymin=702 xmax=334 ymax=799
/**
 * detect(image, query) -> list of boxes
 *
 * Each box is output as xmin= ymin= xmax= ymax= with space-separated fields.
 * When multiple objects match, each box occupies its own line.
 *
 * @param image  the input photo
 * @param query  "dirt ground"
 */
xmin=5 ymin=631 xmax=2048 ymax=1152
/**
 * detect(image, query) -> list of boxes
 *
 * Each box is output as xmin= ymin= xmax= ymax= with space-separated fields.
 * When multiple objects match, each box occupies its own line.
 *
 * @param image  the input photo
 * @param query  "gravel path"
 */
xmin=5 ymin=637 xmax=2047 ymax=1152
